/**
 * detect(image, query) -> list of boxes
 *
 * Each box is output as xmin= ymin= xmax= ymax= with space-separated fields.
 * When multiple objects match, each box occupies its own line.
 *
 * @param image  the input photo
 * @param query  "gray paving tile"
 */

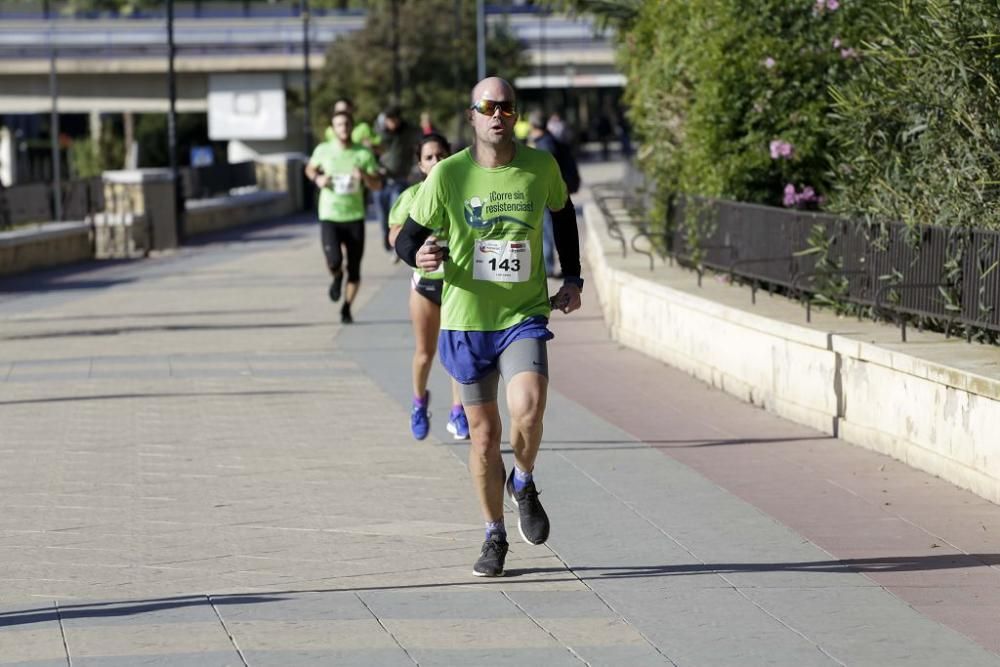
xmin=598 ymin=587 xmax=837 ymax=667
xmin=359 ymin=590 xmax=523 ymax=620
xmin=505 ymin=590 xmax=620 ymax=619
xmin=72 ymin=652 xmax=240 ymax=667
xmin=746 ymin=586 xmax=1000 ymax=667
xmin=0 ymin=608 xmax=67 ymax=665
xmin=213 ymin=591 xmax=370 ymax=621
xmin=246 ymin=648 xmax=415 ymax=667
xmin=575 ymin=643 xmax=676 ymax=666
xmin=411 ymin=646 xmax=584 ymax=667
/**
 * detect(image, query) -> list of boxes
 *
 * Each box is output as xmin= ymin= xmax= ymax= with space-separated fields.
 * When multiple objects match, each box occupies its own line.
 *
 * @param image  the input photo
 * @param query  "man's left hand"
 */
xmin=551 ymin=283 xmax=582 ymax=314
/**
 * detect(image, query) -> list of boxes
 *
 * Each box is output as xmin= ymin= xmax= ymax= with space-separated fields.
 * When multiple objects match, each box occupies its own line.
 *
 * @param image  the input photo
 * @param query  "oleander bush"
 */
xmin=617 ymin=0 xmax=868 ymax=210
xmin=827 ymin=0 xmax=1000 ymax=231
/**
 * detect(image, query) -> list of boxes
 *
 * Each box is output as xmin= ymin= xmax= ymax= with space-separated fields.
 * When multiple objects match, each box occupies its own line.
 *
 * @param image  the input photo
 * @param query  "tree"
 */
xmin=312 ymin=0 xmax=528 ymax=145
xmin=61 ymin=0 xmax=151 ymax=15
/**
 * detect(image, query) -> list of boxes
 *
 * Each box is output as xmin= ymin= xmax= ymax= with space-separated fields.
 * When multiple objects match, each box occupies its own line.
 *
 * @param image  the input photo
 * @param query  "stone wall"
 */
xmin=584 ymin=201 xmax=1000 ymax=504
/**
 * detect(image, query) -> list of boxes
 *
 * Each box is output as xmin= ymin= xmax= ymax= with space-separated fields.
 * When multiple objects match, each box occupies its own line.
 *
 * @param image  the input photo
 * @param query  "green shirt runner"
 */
xmin=408 ymin=145 xmax=568 ymax=331
xmin=389 ymin=182 xmax=445 ymax=280
xmin=308 ymin=141 xmax=378 ymax=223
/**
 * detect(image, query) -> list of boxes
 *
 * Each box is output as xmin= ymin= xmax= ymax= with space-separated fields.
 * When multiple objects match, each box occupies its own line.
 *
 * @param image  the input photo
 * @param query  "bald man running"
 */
xmin=394 ymin=77 xmax=584 ymax=576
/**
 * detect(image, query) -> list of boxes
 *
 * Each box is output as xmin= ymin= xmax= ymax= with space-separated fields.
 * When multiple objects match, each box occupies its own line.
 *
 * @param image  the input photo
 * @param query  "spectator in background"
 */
xmin=616 ymin=106 xmax=633 ymax=158
xmin=546 ymin=112 xmax=566 ymax=143
xmin=419 ymin=111 xmax=438 ymax=137
xmin=595 ymin=113 xmax=613 ymax=161
xmin=375 ymin=105 xmax=418 ymax=252
xmin=0 ymin=179 xmax=8 ymax=230
xmin=514 ymin=114 xmax=532 ymax=142
xmin=528 ymin=110 xmax=582 ymax=277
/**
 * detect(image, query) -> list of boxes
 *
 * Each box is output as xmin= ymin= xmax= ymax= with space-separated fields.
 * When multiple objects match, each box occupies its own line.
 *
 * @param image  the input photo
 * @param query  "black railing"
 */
xmin=0 ymin=177 xmax=103 ymax=229
xmin=594 ymin=165 xmax=1000 ymax=340
xmin=181 ymin=161 xmax=256 ymax=200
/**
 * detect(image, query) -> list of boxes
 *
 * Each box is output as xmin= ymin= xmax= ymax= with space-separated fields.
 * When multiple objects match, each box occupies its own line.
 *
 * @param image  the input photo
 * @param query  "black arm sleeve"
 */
xmin=394 ymin=217 xmax=433 ymax=268
xmin=551 ymin=197 xmax=581 ymax=278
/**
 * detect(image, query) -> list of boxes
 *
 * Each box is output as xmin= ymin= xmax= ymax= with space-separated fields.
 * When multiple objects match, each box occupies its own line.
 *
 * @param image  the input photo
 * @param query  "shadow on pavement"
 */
xmin=513 ymin=553 xmax=1000 ymax=578
xmin=6 ymin=308 xmax=292 ymax=323
xmin=3 ymin=321 xmax=332 ymax=341
xmin=0 ymin=389 xmax=334 ymax=406
xmin=0 ymin=595 xmax=286 ymax=628
xmin=433 ymin=437 xmax=835 ymax=452
xmin=2 ymin=553 xmax=996 ymax=627
xmin=541 ymin=436 xmax=835 ymax=450
xmin=182 ymin=214 xmax=313 ymax=248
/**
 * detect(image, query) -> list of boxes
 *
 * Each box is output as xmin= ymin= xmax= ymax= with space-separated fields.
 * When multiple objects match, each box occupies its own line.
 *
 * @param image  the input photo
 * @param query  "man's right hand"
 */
xmin=314 ymin=174 xmax=331 ymax=189
xmin=416 ymin=236 xmax=446 ymax=272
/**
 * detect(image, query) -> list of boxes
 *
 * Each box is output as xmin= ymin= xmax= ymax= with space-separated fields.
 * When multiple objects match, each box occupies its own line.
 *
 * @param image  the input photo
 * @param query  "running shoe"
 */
xmin=340 ymin=302 xmax=353 ymax=324
xmin=410 ymin=391 xmax=430 ymax=440
xmin=472 ymin=533 xmax=509 ymax=577
xmin=446 ymin=406 xmax=470 ymax=440
xmin=506 ymin=469 xmax=550 ymax=545
xmin=329 ymin=274 xmax=343 ymax=302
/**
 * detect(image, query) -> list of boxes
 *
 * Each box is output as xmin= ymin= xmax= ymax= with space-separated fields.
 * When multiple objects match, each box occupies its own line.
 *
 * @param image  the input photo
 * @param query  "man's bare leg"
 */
xmin=464 ymin=401 xmax=505 ymax=522
xmin=506 ymin=371 xmax=548 ymax=472
xmin=504 ymin=371 xmax=551 ymax=545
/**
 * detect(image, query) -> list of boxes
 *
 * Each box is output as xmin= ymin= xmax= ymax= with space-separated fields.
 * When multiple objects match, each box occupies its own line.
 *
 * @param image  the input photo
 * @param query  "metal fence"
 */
xmin=0 ymin=177 xmax=103 ymax=229
xmin=180 ymin=161 xmax=256 ymax=200
xmin=596 ymin=165 xmax=1000 ymax=341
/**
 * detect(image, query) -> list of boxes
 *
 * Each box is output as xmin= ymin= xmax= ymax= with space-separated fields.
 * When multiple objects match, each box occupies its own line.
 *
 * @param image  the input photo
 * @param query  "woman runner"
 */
xmin=388 ymin=134 xmax=470 ymax=441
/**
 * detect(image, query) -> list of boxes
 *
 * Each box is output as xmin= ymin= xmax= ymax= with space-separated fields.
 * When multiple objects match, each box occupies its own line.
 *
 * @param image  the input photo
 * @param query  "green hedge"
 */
xmin=609 ymin=0 xmax=1000 ymax=234
xmin=829 ymin=0 xmax=1000 ymax=231
xmin=620 ymin=0 xmax=868 ymax=209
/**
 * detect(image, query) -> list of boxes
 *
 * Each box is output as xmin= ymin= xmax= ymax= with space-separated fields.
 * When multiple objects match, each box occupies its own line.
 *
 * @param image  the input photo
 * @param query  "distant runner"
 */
xmin=305 ymin=109 xmax=382 ymax=324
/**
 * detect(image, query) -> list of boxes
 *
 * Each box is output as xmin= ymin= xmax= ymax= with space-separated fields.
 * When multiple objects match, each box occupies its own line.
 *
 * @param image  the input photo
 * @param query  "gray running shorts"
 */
xmin=460 ymin=337 xmax=548 ymax=406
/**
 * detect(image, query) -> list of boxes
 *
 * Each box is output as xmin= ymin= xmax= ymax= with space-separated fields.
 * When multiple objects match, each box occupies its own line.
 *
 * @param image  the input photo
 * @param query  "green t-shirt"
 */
xmin=389 ymin=182 xmax=444 ymax=280
xmin=409 ymin=146 xmax=568 ymax=331
xmin=308 ymin=141 xmax=378 ymax=223
xmin=325 ymin=124 xmax=381 ymax=147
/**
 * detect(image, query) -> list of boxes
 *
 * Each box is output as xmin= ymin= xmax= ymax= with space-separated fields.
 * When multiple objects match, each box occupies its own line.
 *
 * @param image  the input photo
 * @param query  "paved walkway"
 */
xmin=1 ymin=164 xmax=999 ymax=666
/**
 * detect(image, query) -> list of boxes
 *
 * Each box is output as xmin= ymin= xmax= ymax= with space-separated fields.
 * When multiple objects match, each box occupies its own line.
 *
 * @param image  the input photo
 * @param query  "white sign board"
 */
xmin=208 ymin=74 xmax=287 ymax=141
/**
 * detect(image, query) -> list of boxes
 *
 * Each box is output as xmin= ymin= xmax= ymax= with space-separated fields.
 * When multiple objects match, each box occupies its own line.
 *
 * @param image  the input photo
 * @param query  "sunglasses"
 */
xmin=469 ymin=99 xmax=516 ymax=118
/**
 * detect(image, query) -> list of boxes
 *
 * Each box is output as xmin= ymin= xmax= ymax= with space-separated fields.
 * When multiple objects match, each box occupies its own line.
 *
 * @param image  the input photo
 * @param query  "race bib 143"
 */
xmin=473 ymin=239 xmax=532 ymax=283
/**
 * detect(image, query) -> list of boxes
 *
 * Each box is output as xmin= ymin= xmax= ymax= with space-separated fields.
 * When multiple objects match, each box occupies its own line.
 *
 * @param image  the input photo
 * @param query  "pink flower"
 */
xmin=840 ymin=47 xmax=858 ymax=59
xmin=826 ymin=0 xmax=839 ymax=10
xmin=783 ymin=184 xmax=798 ymax=208
xmin=782 ymin=184 xmax=821 ymax=208
xmin=832 ymin=37 xmax=842 ymax=49
xmin=763 ymin=57 xmax=776 ymax=69
xmin=770 ymin=140 xmax=794 ymax=160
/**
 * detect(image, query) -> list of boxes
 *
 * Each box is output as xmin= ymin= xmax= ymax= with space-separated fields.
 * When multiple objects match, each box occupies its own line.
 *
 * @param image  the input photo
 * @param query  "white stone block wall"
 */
xmin=584 ymin=202 xmax=1000 ymax=504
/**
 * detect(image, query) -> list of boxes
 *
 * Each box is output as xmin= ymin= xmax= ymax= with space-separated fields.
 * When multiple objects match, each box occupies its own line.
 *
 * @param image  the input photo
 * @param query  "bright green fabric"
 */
xmin=389 ymin=182 xmax=444 ymax=280
xmin=408 ymin=146 xmax=568 ymax=331
xmin=324 ymin=123 xmax=381 ymax=147
xmin=352 ymin=122 xmax=381 ymax=147
xmin=308 ymin=141 xmax=378 ymax=222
